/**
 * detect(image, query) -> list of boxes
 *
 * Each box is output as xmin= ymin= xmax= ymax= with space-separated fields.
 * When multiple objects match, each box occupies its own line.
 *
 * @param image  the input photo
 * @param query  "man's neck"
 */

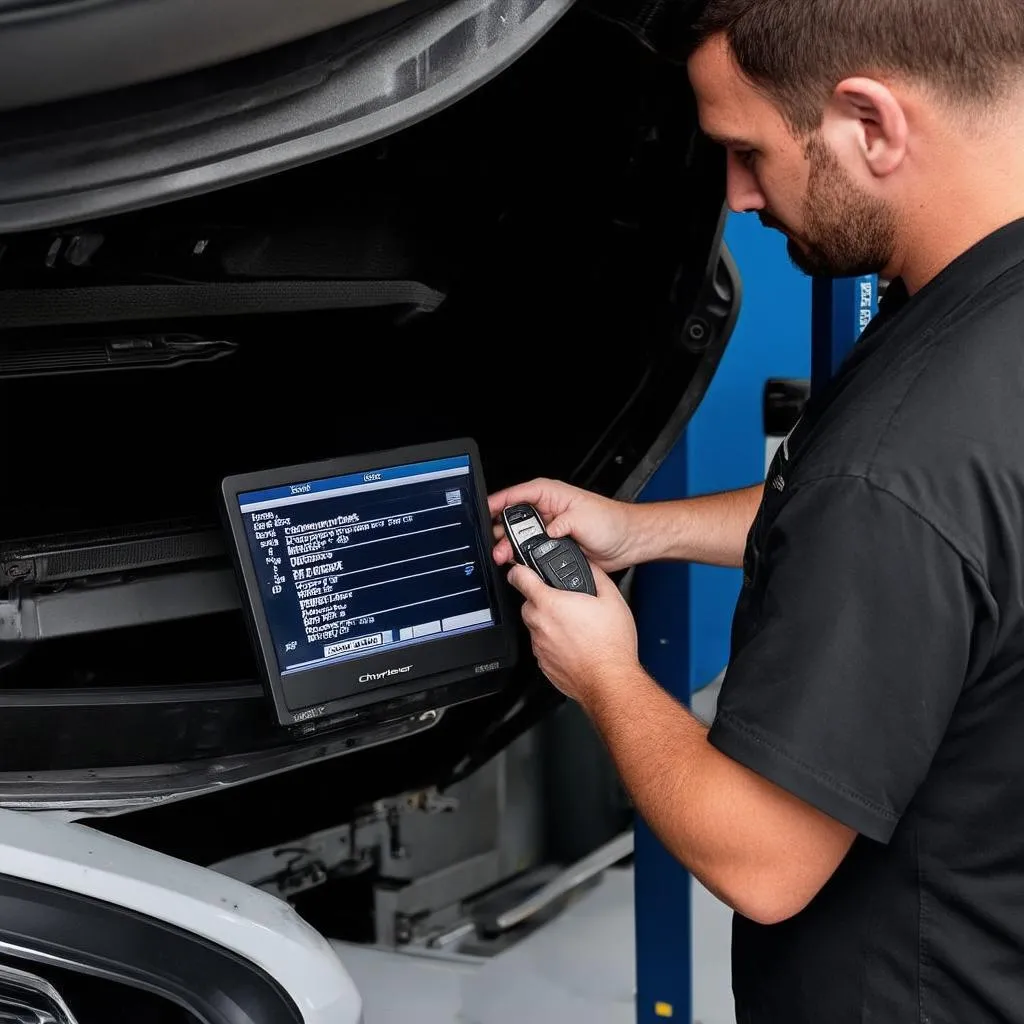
xmin=898 ymin=198 xmax=1024 ymax=295
xmin=895 ymin=103 xmax=1024 ymax=293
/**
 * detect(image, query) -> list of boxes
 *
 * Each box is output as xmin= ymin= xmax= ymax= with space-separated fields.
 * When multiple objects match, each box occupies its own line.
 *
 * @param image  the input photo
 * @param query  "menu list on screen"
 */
xmin=237 ymin=455 xmax=497 ymax=680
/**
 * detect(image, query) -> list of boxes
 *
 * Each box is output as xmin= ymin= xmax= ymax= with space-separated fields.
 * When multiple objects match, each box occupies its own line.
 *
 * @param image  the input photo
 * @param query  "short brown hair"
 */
xmin=694 ymin=0 xmax=1024 ymax=133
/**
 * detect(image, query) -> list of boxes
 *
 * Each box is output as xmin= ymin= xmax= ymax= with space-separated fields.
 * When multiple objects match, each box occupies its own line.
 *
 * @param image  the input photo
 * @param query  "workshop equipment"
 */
xmin=631 ymin=211 xmax=877 ymax=1024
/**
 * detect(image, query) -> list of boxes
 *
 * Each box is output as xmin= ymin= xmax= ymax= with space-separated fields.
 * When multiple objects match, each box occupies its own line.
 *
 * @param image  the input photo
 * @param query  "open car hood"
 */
xmin=0 ymin=0 xmax=732 ymax=825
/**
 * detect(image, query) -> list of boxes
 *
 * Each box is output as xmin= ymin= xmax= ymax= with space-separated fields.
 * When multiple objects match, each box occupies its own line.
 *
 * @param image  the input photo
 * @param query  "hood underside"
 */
xmin=0 ymin=0 xmax=731 ymax=829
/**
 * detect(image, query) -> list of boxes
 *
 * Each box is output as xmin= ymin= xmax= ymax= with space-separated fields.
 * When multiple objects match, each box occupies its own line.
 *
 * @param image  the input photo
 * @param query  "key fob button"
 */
xmin=550 ymin=554 xmax=574 ymax=573
xmin=564 ymin=573 xmax=586 ymax=590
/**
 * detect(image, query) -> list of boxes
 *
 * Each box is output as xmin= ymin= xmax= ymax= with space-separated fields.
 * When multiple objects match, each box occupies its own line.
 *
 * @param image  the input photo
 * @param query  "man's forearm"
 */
xmin=581 ymin=665 xmax=855 ymax=925
xmin=629 ymin=484 xmax=763 ymax=568
xmin=583 ymin=669 xmax=758 ymax=913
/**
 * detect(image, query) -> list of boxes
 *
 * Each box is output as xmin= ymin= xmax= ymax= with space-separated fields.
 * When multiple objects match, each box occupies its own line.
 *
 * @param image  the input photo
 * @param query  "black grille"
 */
xmin=0 ymin=522 xmax=224 ymax=585
xmin=0 ymin=957 xmax=201 ymax=1024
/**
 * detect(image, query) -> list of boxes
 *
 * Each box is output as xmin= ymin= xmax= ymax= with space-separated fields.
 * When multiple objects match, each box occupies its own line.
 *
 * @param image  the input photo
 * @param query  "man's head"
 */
xmin=687 ymin=0 xmax=1024 ymax=280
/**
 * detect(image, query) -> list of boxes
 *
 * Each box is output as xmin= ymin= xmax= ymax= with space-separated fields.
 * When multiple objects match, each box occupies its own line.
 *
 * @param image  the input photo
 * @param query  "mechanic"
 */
xmin=488 ymin=1 xmax=1024 ymax=1020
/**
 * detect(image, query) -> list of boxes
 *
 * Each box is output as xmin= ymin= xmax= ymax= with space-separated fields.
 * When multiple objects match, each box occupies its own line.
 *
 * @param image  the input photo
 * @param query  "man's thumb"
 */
xmin=545 ymin=514 xmax=574 ymax=540
xmin=507 ymin=563 xmax=547 ymax=600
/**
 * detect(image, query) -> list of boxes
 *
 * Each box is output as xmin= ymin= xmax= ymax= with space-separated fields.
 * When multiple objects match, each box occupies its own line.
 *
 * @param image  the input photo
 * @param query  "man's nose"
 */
xmin=726 ymin=152 xmax=766 ymax=213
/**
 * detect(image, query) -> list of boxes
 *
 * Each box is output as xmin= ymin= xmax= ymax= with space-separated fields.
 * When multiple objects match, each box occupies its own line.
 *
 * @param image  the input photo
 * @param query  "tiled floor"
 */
xmin=331 ymin=865 xmax=736 ymax=1024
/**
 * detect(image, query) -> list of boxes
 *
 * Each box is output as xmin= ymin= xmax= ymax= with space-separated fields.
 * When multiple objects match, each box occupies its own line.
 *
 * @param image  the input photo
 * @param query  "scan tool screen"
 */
xmin=222 ymin=439 xmax=516 ymax=729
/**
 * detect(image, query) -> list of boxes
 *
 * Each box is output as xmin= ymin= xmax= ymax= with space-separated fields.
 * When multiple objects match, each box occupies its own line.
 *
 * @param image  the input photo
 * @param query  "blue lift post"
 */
xmin=631 ymin=212 xmax=878 ymax=1023
xmin=811 ymin=275 xmax=879 ymax=391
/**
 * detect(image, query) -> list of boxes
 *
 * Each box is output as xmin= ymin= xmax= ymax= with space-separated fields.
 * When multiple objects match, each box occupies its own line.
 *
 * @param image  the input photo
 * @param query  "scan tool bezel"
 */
xmin=221 ymin=438 xmax=517 ymax=733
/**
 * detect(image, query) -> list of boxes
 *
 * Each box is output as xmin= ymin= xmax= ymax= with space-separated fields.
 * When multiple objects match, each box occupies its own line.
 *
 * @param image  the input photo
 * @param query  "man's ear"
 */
xmin=822 ymin=76 xmax=908 ymax=178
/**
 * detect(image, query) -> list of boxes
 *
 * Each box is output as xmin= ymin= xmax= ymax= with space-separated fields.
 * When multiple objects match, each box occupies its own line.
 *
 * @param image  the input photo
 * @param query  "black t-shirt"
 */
xmin=708 ymin=217 xmax=1024 ymax=1024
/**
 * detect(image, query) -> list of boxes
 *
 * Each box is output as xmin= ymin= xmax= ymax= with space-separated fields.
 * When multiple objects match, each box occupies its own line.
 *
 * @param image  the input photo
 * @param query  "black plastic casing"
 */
xmin=221 ymin=438 xmax=518 ymax=734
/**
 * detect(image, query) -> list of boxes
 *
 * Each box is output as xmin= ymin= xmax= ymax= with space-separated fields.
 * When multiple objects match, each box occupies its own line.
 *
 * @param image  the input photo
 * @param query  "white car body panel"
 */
xmin=0 ymin=807 xmax=362 ymax=1023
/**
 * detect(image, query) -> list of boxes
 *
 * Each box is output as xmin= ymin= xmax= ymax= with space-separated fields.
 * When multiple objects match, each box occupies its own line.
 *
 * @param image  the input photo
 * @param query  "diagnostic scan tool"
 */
xmin=221 ymin=439 xmax=516 ymax=734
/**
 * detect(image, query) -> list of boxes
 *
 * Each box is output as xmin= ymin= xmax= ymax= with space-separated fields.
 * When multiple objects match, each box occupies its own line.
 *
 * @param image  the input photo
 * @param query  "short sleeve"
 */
xmin=708 ymin=475 xmax=983 ymax=843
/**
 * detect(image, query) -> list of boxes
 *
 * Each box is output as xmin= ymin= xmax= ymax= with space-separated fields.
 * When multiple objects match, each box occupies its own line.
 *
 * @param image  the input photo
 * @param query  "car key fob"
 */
xmin=501 ymin=503 xmax=597 ymax=596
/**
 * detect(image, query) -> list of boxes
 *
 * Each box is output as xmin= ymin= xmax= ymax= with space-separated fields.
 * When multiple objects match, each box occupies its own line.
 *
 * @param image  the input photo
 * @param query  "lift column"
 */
xmin=632 ymin=214 xmax=878 ymax=1024
xmin=811 ymin=274 xmax=879 ymax=391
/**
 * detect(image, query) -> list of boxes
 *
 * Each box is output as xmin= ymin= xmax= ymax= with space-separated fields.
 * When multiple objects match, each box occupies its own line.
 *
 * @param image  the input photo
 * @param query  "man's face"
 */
xmin=688 ymin=35 xmax=897 ymax=278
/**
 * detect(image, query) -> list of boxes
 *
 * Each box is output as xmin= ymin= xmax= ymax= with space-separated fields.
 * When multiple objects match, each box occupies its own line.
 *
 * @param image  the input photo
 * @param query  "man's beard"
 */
xmin=764 ymin=133 xmax=897 ymax=279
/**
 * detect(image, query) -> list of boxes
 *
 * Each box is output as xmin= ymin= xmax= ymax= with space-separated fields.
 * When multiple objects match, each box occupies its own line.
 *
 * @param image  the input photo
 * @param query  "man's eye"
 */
xmin=735 ymin=149 xmax=757 ymax=168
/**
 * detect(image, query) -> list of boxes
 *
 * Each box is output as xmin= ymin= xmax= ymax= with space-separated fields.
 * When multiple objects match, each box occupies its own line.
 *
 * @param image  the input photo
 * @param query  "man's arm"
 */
xmin=489 ymin=479 xmax=762 ymax=573
xmin=507 ymin=477 xmax=976 ymax=925
xmin=629 ymin=484 xmax=764 ymax=569
xmin=584 ymin=663 xmax=856 ymax=924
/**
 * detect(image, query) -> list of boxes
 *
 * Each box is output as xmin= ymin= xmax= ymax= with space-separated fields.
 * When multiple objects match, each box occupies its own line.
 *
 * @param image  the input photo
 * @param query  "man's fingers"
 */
xmin=506 ymin=564 xmax=548 ymax=602
xmin=487 ymin=490 xmax=509 ymax=519
xmin=492 ymin=538 xmax=515 ymax=566
xmin=544 ymin=514 xmax=574 ymax=540
xmin=487 ymin=479 xmax=564 ymax=520
xmin=487 ymin=483 xmax=541 ymax=519
xmin=521 ymin=602 xmax=540 ymax=631
xmin=592 ymin=564 xmax=619 ymax=598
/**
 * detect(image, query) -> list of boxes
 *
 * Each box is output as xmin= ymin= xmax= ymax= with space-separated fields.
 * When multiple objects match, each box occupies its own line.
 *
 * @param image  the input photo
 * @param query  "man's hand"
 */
xmin=505 ymin=561 xmax=638 ymax=701
xmin=487 ymin=478 xmax=637 ymax=573
xmin=488 ymin=478 xmax=765 ymax=574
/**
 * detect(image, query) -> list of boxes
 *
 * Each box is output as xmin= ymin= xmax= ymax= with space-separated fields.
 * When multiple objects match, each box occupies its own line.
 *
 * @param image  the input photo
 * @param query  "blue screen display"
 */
xmin=237 ymin=455 xmax=498 ymax=677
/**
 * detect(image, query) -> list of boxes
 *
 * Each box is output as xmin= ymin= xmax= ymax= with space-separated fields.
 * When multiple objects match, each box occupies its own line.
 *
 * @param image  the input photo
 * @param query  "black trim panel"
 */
xmin=0 ymin=874 xmax=302 ymax=1024
xmin=0 ymin=683 xmax=459 ymax=812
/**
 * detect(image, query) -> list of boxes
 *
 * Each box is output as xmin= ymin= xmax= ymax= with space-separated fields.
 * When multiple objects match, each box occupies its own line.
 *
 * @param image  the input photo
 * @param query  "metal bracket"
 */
xmin=485 ymin=829 xmax=634 ymax=934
